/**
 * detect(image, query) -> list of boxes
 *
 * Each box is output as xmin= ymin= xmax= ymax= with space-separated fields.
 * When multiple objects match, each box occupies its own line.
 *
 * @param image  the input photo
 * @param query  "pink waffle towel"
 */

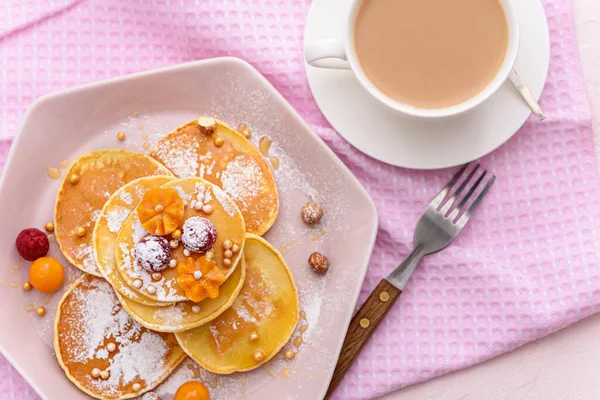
xmin=0 ymin=1 xmax=598 ymax=399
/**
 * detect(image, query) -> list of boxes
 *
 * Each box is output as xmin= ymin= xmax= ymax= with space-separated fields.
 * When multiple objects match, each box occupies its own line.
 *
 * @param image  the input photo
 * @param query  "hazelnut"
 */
xmin=301 ymin=201 xmax=323 ymax=225
xmin=308 ymin=252 xmax=329 ymax=274
xmin=197 ymin=116 xmax=217 ymax=133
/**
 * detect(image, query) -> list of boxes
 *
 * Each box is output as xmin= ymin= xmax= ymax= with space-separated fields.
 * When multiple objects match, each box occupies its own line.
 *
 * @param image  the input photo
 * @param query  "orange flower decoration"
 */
xmin=177 ymin=256 xmax=226 ymax=302
xmin=137 ymin=188 xmax=184 ymax=236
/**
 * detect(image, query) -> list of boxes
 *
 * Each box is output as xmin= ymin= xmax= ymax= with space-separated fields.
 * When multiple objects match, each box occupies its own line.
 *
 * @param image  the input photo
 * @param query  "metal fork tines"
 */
xmin=387 ymin=162 xmax=495 ymax=290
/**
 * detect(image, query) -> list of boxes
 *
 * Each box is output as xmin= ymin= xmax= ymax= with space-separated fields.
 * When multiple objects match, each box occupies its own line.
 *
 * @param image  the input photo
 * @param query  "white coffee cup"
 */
xmin=305 ymin=0 xmax=520 ymax=119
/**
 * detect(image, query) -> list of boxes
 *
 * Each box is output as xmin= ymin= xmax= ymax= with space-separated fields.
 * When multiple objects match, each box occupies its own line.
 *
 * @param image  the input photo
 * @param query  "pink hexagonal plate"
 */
xmin=0 ymin=58 xmax=377 ymax=399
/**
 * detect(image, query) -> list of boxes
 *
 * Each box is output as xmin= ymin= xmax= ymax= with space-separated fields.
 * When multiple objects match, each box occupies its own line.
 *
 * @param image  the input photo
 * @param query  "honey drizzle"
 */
xmin=269 ymin=156 xmax=280 ymax=170
xmin=9 ymin=265 xmax=20 ymax=275
xmin=258 ymin=136 xmax=280 ymax=170
xmin=9 ymin=282 xmax=20 ymax=288
xmin=143 ymin=142 xmax=150 ymax=151
xmin=263 ymin=363 xmax=278 ymax=378
xmin=44 ymin=292 xmax=55 ymax=304
xmin=299 ymin=325 xmax=308 ymax=334
xmin=282 ymin=368 xmax=291 ymax=377
xmin=293 ymin=336 xmax=303 ymax=348
xmin=240 ymin=374 xmax=247 ymax=395
xmin=299 ymin=310 xmax=307 ymax=320
xmin=23 ymin=304 xmax=35 ymax=312
xmin=46 ymin=167 xmax=61 ymax=179
xmin=59 ymin=159 xmax=69 ymax=168
xmin=259 ymin=136 xmax=272 ymax=156
xmin=142 ymin=133 xmax=148 ymax=140
xmin=186 ymin=362 xmax=202 ymax=379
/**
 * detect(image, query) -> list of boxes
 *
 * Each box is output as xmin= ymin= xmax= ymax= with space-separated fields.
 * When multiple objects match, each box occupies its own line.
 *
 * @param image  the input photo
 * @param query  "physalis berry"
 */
xmin=137 ymin=188 xmax=184 ymax=236
xmin=29 ymin=257 xmax=64 ymax=293
xmin=174 ymin=380 xmax=210 ymax=400
xmin=177 ymin=256 xmax=225 ymax=302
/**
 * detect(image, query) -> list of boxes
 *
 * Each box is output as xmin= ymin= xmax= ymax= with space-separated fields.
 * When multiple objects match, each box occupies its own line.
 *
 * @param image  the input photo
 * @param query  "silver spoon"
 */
xmin=509 ymin=67 xmax=545 ymax=121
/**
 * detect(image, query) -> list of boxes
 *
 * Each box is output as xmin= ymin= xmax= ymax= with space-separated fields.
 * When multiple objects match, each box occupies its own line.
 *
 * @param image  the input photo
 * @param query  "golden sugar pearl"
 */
xmin=151 ymin=272 xmax=162 ymax=281
xmin=154 ymin=204 xmax=164 ymax=213
xmin=224 ymin=250 xmax=233 ymax=259
xmin=22 ymin=282 xmax=33 ymax=291
xmin=249 ymin=332 xmax=259 ymax=342
xmin=205 ymin=250 xmax=214 ymax=260
xmin=132 ymin=383 xmax=141 ymax=392
xmin=117 ymin=131 xmax=126 ymax=141
xmin=223 ymin=258 xmax=232 ymax=268
xmin=253 ymin=350 xmax=265 ymax=362
xmin=213 ymin=136 xmax=224 ymax=147
xmin=100 ymin=370 xmax=110 ymax=380
xmin=44 ymin=222 xmax=54 ymax=233
xmin=237 ymin=122 xmax=247 ymax=132
xmin=91 ymin=368 xmax=101 ymax=379
xmin=284 ymin=350 xmax=295 ymax=360
xmin=222 ymin=239 xmax=233 ymax=250
xmin=172 ymin=229 xmax=182 ymax=240
xmin=76 ymin=226 xmax=87 ymax=237
xmin=36 ymin=307 xmax=46 ymax=317
xmin=69 ymin=174 xmax=80 ymax=185
xmin=232 ymin=244 xmax=240 ymax=254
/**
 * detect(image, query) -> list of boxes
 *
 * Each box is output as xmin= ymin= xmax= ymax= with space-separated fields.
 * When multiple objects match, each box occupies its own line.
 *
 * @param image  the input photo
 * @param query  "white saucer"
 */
xmin=304 ymin=0 xmax=550 ymax=169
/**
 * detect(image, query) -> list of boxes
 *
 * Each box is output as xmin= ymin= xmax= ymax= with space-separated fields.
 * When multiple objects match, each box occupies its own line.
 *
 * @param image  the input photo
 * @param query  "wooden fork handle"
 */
xmin=325 ymin=279 xmax=402 ymax=399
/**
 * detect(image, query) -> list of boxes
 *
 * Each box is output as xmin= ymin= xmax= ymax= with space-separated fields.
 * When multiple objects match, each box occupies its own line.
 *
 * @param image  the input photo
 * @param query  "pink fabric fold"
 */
xmin=1 ymin=1 xmax=598 ymax=399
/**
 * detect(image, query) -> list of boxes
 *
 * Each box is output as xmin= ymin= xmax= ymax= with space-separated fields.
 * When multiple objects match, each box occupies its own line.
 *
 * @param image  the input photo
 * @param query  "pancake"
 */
xmin=93 ymin=176 xmax=175 ymax=307
xmin=150 ymin=118 xmax=279 ymax=236
xmin=117 ymin=255 xmax=246 ymax=332
xmin=175 ymin=234 xmax=299 ymax=374
xmin=54 ymin=275 xmax=186 ymax=399
xmin=55 ymin=150 xmax=172 ymax=276
xmin=115 ymin=177 xmax=246 ymax=303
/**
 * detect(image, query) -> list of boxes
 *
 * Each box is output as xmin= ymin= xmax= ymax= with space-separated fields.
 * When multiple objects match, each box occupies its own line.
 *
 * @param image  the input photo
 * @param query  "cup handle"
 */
xmin=305 ymin=38 xmax=351 ymax=69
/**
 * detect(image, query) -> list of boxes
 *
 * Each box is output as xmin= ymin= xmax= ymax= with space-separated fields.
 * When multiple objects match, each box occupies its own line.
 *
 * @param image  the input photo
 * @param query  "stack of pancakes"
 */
xmin=52 ymin=119 xmax=299 ymax=399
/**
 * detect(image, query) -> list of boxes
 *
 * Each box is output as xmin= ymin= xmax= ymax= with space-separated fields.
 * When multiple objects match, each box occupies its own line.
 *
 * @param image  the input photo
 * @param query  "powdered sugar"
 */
xmin=119 ymin=190 xmax=134 ymax=205
xmin=220 ymin=155 xmax=263 ymax=208
xmin=59 ymin=277 xmax=173 ymax=397
xmin=75 ymin=244 xmax=97 ymax=273
xmin=152 ymin=137 xmax=199 ymax=178
xmin=213 ymin=185 xmax=238 ymax=217
xmin=174 ymin=186 xmax=192 ymax=203
xmin=105 ymin=206 xmax=130 ymax=234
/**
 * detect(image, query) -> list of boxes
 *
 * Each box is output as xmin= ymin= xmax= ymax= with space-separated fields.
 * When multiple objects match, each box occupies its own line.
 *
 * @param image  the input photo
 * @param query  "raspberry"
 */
xmin=15 ymin=228 xmax=49 ymax=261
xmin=181 ymin=217 xmax=216 ymax=254
xmin=134 ymin=236 xmax=171 ymax=272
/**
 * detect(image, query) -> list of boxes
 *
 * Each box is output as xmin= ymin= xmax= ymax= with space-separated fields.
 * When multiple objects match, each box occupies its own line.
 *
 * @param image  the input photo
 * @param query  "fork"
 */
xmin=325 ymin=163 xmax=495 ymax=398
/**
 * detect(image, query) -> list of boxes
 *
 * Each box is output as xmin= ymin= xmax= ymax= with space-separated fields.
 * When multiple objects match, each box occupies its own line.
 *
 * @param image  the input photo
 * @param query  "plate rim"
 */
xmin=0 ymin=56 xmax=379 ymax=400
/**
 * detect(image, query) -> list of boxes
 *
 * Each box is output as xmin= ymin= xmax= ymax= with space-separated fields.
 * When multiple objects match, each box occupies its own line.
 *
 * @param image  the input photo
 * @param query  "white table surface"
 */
xmin=381 ymin=1 xmax=600 ymax=399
